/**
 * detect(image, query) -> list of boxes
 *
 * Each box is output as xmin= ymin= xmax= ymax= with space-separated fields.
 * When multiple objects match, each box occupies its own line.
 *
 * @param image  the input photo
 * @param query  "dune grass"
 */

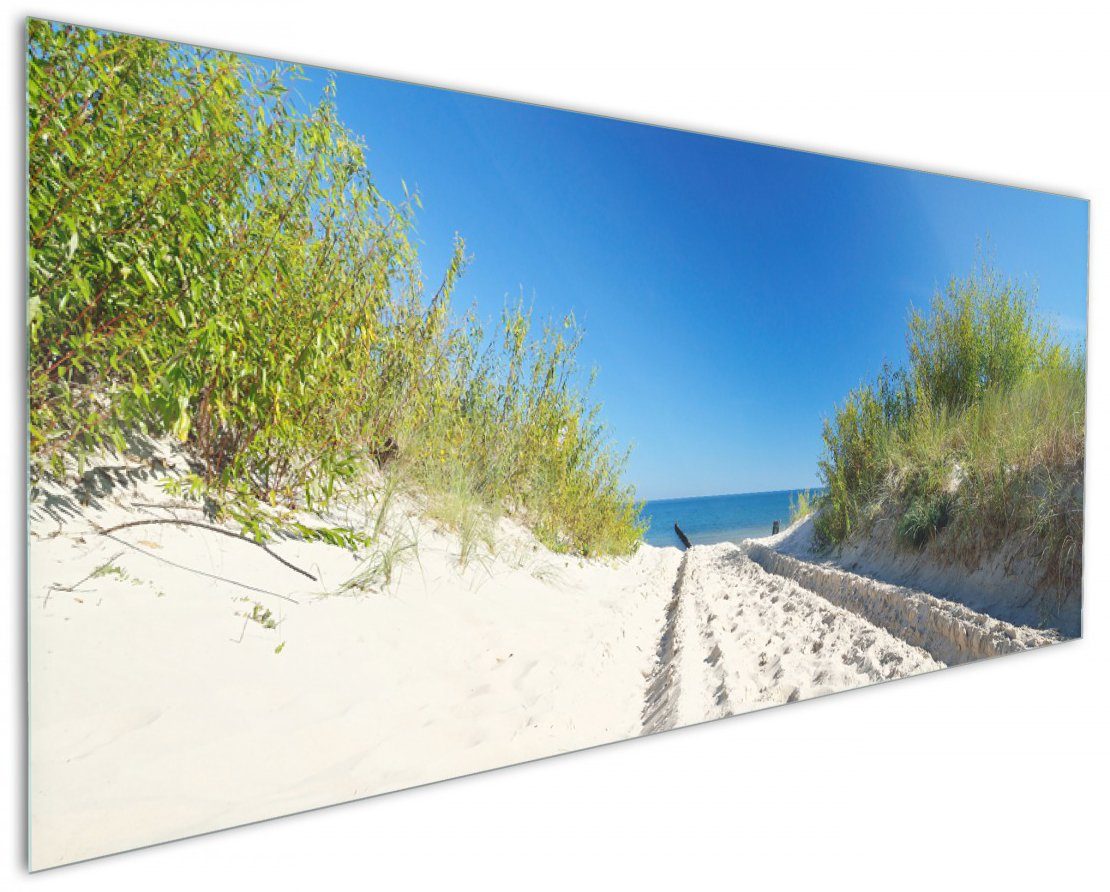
xmin=788 ymin=489 xmax=822 ymax=526
xmin=814 ymin=263 xmax=1085 ymax=597
xmin=26 ymin=20 xmax=645 ymax=558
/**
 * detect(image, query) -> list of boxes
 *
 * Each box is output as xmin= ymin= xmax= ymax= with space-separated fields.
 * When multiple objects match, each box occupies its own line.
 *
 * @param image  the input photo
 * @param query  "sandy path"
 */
xmin=641 ymin=543 xmax=943 ymax=734
xmin=29 ymin=454 xmax=995 ymax=870
xmin=29 ymin=489 xmax=956 ymax=871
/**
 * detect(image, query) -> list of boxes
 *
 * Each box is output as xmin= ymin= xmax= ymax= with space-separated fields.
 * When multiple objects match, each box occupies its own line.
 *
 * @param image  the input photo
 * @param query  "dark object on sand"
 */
xmin=674 ymin=522 xmax=692 ymax=550
xmin=370 ymin=436 xmax=399 ymax=468
xmin=772 ymin=519 xmax=780 ymax=535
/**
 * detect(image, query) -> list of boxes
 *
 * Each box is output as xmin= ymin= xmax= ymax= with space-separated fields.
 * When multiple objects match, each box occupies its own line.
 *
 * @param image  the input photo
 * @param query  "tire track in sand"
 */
xmin=641 ymin=543 xmax=942 ymax=734
xmin=640 ymin=552 xmax=688 ymax=734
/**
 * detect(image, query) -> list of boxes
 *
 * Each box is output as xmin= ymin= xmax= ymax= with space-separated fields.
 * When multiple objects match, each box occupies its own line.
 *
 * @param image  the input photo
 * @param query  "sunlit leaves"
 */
xmin=26 ymin=19 xmax=643 ymax=557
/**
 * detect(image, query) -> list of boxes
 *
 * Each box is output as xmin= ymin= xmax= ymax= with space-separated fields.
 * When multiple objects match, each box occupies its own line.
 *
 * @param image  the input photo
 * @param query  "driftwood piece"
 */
xmin=99 ymin=518 xmax=316 ymax=581
xmin=673 ymin=522 xmax=692 ymax=550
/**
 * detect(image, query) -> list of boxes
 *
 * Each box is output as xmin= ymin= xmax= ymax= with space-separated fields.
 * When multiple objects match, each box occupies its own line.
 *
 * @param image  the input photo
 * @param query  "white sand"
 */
xmin=29 ymin=468 xmax=681 ymax=868
xmin=27 ymin=451 xmax=990 ymax=869
xmin=642 ymin=543 xmax=941 ymax=733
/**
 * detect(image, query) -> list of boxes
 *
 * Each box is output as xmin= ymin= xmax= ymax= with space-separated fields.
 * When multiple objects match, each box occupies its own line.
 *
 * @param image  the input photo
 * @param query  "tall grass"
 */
xmin=26 ymin=21 xmax=644 ymax=556
xmin=788 ymin=489 xmax=821 ymax=526
xmin=814 ymin=263 xmax=1085 ymax=596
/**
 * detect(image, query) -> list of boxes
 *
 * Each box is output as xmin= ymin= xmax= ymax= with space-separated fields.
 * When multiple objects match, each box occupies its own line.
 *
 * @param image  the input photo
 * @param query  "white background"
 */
xmin=4 ymin=1 xmax=1108 ymax=888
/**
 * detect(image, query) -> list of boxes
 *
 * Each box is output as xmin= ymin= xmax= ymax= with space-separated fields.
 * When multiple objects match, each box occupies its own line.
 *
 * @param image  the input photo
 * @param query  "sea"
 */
xmin=640 ymin=489 xmax=820 ymax=548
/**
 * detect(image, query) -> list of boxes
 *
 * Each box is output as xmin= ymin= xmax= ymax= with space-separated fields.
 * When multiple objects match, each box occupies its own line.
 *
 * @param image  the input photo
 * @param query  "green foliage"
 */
xmin=422 ymin=463 xmax=496 ymax=568
xmin=907 ymin=263 xmax=1067 ymax=412
xmin=241 ymin=602 xmax=277 ymax=630
xmin=896 ymin=491 xmax=954 ymax=547
xmin=391 ymin=301 xmax=646 ymax=556
xmin=90 ymin=559 xmax=129 ymax=582
xmin=27 ymin=21 xmax=643 ymax=557
xmin=813 ymin=263 xmax=1085 ymax=597
xmin=814 ymin=383 xmax=891 ymax=544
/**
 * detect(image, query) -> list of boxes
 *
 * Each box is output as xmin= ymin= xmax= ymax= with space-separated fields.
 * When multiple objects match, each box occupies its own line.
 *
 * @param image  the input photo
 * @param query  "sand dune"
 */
xmin=29 ymin=455 xmax=687 ymax=868
xmin=757 ymin=515 xmax=1079 ymax=639
xmin=26 ymin=453 xmax=1054 ymax=869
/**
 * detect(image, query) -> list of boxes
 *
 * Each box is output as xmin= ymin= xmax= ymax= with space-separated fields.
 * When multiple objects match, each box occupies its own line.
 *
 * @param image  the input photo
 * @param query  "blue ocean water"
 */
xmin=640 ymin=489 xmax=820 ymax=548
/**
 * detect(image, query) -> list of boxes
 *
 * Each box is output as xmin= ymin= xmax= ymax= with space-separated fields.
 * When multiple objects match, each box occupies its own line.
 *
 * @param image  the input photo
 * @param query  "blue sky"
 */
xmin=293 ymin=65 xmax=1087 ymax=501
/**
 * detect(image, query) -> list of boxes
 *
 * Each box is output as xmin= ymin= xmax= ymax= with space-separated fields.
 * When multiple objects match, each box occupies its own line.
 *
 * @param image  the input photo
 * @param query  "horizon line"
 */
xmin=641 ymin=485 xmax=825 ymax=505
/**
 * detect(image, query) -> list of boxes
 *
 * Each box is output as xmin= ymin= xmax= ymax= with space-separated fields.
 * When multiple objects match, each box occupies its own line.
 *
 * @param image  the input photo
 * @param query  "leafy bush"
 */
xmin=814 ymin=263 xmax=1084 ymax=597
xmin=907 ymin=263 xmax=1068 ymax=412
xmin=27 ymin=21 xmax=644 ymax=556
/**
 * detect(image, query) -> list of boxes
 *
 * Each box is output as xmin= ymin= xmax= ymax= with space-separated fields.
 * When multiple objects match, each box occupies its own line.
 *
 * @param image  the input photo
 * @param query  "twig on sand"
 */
xmin=131 ymin=500 xmax=207 ymax=512
xmin=102 ymin=533 xmax=301 ymax=604
xmin=44 ymin=550 xmax=125 ymax=608
xmin=98 ymin=518 xmax=316 ymax=582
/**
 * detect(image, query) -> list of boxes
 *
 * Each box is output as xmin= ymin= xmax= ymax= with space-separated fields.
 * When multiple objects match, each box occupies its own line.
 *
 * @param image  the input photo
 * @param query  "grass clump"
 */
xmin=26 ymin=21 xmax=644 ymax=558
xmin=339 ymin=531 xmax=418 ymax=594
xmin=422 ymin=465 xmax=496 ymax=568
xmin=814 ymin=261 xmax=1084 ymax=597
xmin=896 ymin=491 xmax=954 ymax=547
xmin=788 ymin=489 xmax=822 ymax=526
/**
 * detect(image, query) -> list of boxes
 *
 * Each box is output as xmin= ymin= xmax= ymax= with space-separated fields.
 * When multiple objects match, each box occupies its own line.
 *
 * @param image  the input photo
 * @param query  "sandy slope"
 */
xmin=29 ymin=457 xmax=682 ymax=868
xmin=759 ymin=515 xmax=1080 ymax=638
xmin=749 ymin=517 xmax=1070 ymax=658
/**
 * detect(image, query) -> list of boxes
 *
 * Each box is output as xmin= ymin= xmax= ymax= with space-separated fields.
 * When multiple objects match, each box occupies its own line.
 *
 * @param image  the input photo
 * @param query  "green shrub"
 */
xmin=907 ymin=263 xmax=1068 ymax=412
xmin=897 ymin=491 xmax=954 ymax=547
xmin=814 ymin=262 xmax=1084 ymax=597
xmin=813 ymin=376 xmax=899 ymax=543
xmin=26 ymin=20 xmax=644 ymax=557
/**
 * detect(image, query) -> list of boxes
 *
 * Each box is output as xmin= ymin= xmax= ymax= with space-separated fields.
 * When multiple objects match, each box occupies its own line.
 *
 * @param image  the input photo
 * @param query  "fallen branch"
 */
xmin=99 ymin=518 xmax=316 ymax=581
xmin=131 ymin=500 xmax=207 ymax=512
xmin=103 ymin=533 xmax=300 ymax=604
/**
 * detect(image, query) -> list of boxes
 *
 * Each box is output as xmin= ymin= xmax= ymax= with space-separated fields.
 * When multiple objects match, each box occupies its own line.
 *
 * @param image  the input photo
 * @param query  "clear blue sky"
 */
xmin=293 ymin=64 xmax=1088 ymax=501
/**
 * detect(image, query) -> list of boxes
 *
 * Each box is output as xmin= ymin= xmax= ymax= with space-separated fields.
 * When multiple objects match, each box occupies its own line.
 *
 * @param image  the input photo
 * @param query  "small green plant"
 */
xmin=239 ymin=601 xmax=277 ymax=630
xmin=897 ymin=491 xmax=954 ymax=547
xmin=91 ymin=560 xmax=129 ymax=582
